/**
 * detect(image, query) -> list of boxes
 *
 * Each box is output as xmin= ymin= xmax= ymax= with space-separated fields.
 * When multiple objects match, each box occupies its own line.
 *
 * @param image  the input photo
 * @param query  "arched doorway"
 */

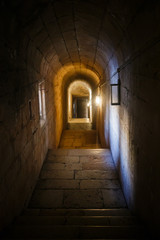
xmin=67 ymin=80 xmax=93 ymax=129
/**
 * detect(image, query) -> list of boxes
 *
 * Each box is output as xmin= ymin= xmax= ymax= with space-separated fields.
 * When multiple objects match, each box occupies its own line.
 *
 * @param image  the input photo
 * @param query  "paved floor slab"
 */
xmin=43 ymin=163 xmax=82 ymax=171
xmin=102 ymin=189 xmax=127 ymax=208
xmin=67 ymin=149 xmax=110 ymax=156
xmin=29 ymin=190 xmax=63 ymax=208
xmin=75 ymin=170 xmax=118 ymax=180
xmin=63 ymin=190 xmax=104 ymax=208
xmin=37 ymin=180 xmax=80 ymax=189
xmin=79 ymin=155 xmax=113 ymax=164
xmin=80 ymin=180 xmax=120 ymax=189
xmin=59 ymin=130 xmax=100 ymax=149
xmin=47 ymin=156 xmax=80 ymax=163
xmin=29 ymin=140 xmax=127 ymax=210
xmin=40 ymin=170 xmax=74 ymax=179
xmin=82 ymin=161 xmax=115 ymax=170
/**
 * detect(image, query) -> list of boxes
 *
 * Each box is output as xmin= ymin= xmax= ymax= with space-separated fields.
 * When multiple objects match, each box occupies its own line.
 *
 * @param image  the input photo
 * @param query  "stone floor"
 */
xmin=29 ymin=149 xmax=127 ymax=209
xmin=67 ymin=122 xmax=93 ymax=130
xmin=1 ymin=138 xmax=148 ymax=239
xmin=59 ymin=130 xmax=101 ymax=149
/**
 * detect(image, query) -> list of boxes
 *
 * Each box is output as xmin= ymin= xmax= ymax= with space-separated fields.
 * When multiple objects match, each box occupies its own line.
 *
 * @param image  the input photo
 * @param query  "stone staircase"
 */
xmin=1 ymin=149 xmax=149 ymax=239
xmin=59 ymin=130 xmax=101 ymax=149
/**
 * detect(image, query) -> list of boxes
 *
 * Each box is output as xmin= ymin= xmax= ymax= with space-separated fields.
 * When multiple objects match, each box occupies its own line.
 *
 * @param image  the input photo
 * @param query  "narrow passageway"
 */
xmin=1 ymin=0 xmax=160 ymax=239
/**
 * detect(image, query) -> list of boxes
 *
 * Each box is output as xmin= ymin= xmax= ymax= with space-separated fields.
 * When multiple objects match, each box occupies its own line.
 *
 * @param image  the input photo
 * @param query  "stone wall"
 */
xmin=118 ymin=44 xmax=160 ymax=234
xmin=107 ymin=2 xmax=160 ymax=235
xmin=0 ymin=10 xmax=55 ymax=231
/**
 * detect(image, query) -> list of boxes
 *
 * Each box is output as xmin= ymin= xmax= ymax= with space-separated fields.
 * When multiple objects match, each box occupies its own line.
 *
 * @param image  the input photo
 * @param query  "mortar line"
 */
xmin=92 ymin=4 xmax=108 ymax=69
xmin=40 ymin=15 xmax=64 ymax=68
xmin=51 ymin=1 xmax=75 ymax=68
xmin=101 ymin=0 xmax=150 ymax=81
xmin=72 ymin=0 xmax=81 ymax=66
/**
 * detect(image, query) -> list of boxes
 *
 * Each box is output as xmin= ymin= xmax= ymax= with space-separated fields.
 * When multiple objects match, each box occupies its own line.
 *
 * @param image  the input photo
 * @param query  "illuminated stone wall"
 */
xmin=105 ymin=4 xmax=160 ymax=235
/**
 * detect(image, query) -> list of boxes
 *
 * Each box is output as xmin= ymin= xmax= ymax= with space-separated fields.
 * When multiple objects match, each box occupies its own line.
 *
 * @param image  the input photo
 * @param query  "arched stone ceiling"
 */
xmin=53 ymin=64 xmax=99 ymax=90
xmin=69 ymin=80 xmax=90 ymax=96
xmin=3 ymin=0 xmax=147 ymax=83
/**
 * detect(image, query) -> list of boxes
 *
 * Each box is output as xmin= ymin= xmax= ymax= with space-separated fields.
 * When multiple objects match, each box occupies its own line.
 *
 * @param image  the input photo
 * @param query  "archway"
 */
xmin=68 ymin=80 xmax=92 ymax=125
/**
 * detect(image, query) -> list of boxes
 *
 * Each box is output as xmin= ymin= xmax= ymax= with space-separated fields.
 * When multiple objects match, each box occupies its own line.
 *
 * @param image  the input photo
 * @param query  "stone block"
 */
xmin=80 ymin=179 xmax=120 ymax=189
xmin=59 ymin=138 xmax=74 ymax=147
xmin=47 ymin=156 xmax=80 ymax=163
xmin=37 ymin=179 xmax=80 ymax=189
xmin=40 ymin=170 xmax=74 ymax=179
xmin=64 ymin=163 xmax=82 ymax=171
xmin=82 ymin=161 xmax=115 ymax=170
xmin=80 ymin=155 xmax=112 ymax=163
xmin=102 ymin=189 xmax=127 ymax=208
xmin=75 ymin=170 xmax=118 ymax=180
xmin=67 ymin=149 xmax=110 ymax=156
xmin=41 ymin=162 xmax=82 ymax=171
xmin=63 ymin=190 xmax=103 ymax=208
xmin=29 ymin=190 xmax=63 ymax=208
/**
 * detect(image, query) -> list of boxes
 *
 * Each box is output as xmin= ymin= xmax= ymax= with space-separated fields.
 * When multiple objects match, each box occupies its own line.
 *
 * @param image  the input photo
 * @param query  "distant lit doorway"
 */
xmin=68 ymin=80 xmax=92 ymax=123
xmin=72 ymin=96 xmax=90 ymax=118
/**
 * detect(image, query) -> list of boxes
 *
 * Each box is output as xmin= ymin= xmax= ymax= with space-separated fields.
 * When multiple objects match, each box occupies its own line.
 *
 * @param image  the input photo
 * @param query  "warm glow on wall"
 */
xmin=96 ymin=95 xmax=101 ymax=106
xmin=87 ymin=101 xmax=90 ymax=107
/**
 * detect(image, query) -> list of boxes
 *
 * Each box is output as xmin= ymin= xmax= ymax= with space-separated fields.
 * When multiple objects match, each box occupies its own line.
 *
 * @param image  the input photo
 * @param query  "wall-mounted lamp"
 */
xmin=111 ymin=80 xmax=120 ymax=105
xmin=111 ymin=68 xmax=120 ymax=105
xmin=96 ymin=95 xmax=101 ymax=106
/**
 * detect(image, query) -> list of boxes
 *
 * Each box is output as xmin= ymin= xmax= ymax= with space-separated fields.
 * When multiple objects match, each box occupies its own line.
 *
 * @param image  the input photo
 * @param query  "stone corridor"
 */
xmin=1 ymin=0 xmax=160 ymax=238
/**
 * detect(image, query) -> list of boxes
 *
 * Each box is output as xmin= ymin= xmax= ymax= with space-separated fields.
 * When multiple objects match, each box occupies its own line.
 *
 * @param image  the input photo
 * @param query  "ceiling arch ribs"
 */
xmin=51 ymin=0 xmax=77 ymax=68
xmin=101 ymin=0 xmax=148 ymax=81
xmin=71 ymin=0 xmax=81 ymax=67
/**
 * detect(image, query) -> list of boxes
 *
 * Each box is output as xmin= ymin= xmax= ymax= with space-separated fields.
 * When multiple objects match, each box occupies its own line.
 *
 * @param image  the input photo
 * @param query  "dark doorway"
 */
xmin=72 ymin=96 xmax=89 ymax=118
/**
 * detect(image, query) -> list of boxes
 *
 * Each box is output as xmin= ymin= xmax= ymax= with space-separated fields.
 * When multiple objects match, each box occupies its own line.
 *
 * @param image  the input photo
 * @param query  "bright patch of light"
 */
xmin=96 ymin=96 xmax=101 ymax=106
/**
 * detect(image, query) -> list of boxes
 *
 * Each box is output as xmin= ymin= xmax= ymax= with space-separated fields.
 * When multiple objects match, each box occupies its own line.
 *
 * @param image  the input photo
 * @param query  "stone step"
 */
xmin=46 ymin=155 xmax=113 ymax=164
xmin=41 ymin=161 xmax=115 ymax=171
xmin=47 ymin=155 xmax=80 ymax=163
xmin=1 ymin=239 xmax=138 ymax=240
xmin=28 ymin=189 xmax=126 ymax=209
xmin=15 ymin=215 xmax=138 ymax=226
xmin=48 ymin=149 xmax=111 ymax=157
xmin=42 ymin=162 xmax=82 ymax=171
xmin=60 ymin=145 xmax=102 ymax=149
xmin=39 ymin=169 xmax=118 ymax=180
xmin=36 ymin=179 xmax=120 ymax=190
xmin=4 ymin=225 xmax=146 ymax=239
xmin=23 ymin=208 xmax=131 ymax=216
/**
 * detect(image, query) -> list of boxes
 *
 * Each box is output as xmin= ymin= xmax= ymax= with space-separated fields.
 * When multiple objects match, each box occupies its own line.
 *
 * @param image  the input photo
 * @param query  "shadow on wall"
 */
xmin=108 ymin=58 xmax=133 ymax=209
xmin=107 ymin=36 xmax=160 ymax=237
